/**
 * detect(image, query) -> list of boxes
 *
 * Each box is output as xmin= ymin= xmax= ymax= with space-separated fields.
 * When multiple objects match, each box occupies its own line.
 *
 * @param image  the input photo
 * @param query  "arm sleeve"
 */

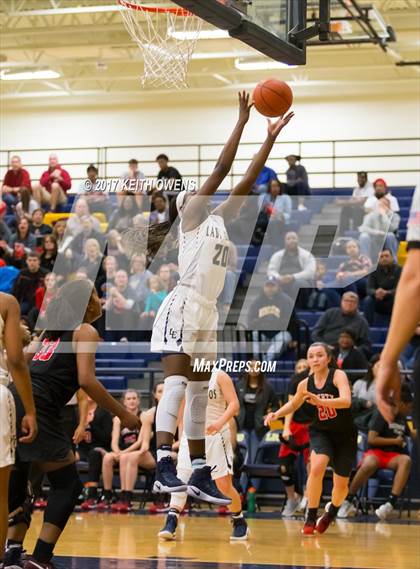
xmin=59 ymin=168 xmax=72 ymax=191
xmin=282 ymin=195 xmax=292 ymax=223
xmin=267 ymin=251 xmax=282 ymax=279
xmin=39 ymin=170 xmax=50 ymax=187
xmin=366 ymin=272 xmax=377 ymax=296
xmin=293 ymin=251 xmax=316 ymax=282
xmin=21 ymin=170 xmax=32 ymax=189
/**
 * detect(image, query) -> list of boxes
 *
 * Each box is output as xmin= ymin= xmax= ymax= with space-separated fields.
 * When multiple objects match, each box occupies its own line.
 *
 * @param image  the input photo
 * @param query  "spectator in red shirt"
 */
xmin=33 ymin=153 xmax=71 ymax=211
xmin=2 ymin=155 xmax=32 ymax=212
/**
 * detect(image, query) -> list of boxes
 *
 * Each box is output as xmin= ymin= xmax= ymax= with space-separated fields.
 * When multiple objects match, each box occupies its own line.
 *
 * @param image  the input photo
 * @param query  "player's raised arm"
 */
xmin=214 ymin=112 xmax=294 ymax=219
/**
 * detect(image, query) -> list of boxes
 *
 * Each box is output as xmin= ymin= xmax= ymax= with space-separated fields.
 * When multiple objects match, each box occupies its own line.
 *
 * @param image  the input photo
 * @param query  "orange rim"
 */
xmin=117 ymin=0 xmax=192 ymax=16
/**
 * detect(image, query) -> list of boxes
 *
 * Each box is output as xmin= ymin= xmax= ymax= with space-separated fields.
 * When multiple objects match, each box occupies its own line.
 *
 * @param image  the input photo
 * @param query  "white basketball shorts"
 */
xmin=151 ymin=284 xmax=218 ymax=362
xmin=0 ymin=384 xmax=16 ymax=468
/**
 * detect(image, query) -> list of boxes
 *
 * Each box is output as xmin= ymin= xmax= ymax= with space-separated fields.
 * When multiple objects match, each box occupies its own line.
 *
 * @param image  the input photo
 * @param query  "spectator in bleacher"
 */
xmin=1 ymin=155 xmax=31 ymax=212
xmin=351 ymin=354 xmax=380 ymax=425
xmin=256 ymin=179 xmax=292 ymax=244
xmin=267 ymin=231 xmax=316 ymax=301
xmin=27 ymin=271 xmax=58 ymax=331
xmin=156 ymin=154 xmax=182 ymax=182
xmin=78 ymin=238 xmax=105 ymax=283
xmin=247 ymin=276 xmax=299 ymax=361
xmin=254 ymin=161 xmax=277 ymax=194
xmin=312 ymin=291 xmax=371 ymax=356
xmin=80 ymin=164 xmax=110 ymax=216
xmin=40 ymin=234 xmax=58 ymax=273
xmin=79 ymin=398 xmax=114 ymax=511
xmin=106 ymin=229 xmax=129 ymax=270
xmin=104 ymin=269 xmax=137 ymax=341
xmin=284 ymin=155 xmax=310 ymax=196
xmin=96 ymin=255 xmax=118 ymax=300
xmin=52 ymin=218 xmax=68 ymax=250
xmin=8 ymin=218 xmax=37 ymax=254
xmin=338 ymin=385 xmax=414 ymax=520
xmin=67 ymin=197 xmax=102 ymax=236
xmin=30 ymin=208 xmax=52 ymax=246
xmin=97 ymin=390 xmax=141 ymax=510
xmin=364 ymin=178 xmax=400 ymax=215
xmin=335 ymin=239 xmax=371 ymax=296
xmin=363 ymin=248 xmax=401 ymax=325
xmin=235 ymin=361 xmax=279 ymax=464
xmin=128 ymin=253 xmax=153 ymax=306
xmin=140 ymin=275 xmax=167 ymax=324
xmin=219 ymin=241 xmax=237 ymax=315
xmin=12 ymin=252 xmax=48 ymax=314
xmin=119 ymin=159 xmax=145 ymax=208
xmin=33 ymin=153 xmax=71 ymax=211
xmin=333 ymin=328 xmax=368 ymax=384
xmin=157 ymin=263 xmax=177 ymax=294
xmin=149 ymin=193 xmax=169 ymax=225
xmin=108 ymin=194 xmax=140 ymax=232
xmin=337 ymin=171 xmax=374 ymax=235
xmin=307 ymin=260 xmax=340 ymax=310
xmin=359 ymin=196 xmax=400 ymax=261
xmin=15 ymin=187 xmax=40 ymax=223
xmin=0 ymin=202 xmax=12 ymax=243
xmin=400 ymin=323 xmax=420 ymax=370
xmin=66 ymin=216 xmax=105 ymax=258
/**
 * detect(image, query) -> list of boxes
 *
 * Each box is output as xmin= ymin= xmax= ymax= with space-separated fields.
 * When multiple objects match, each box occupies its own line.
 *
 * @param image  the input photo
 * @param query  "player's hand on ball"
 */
xmin=238 ymin=91 xmax=253 ymax=123
xmin=19 ymin=413 xmax=38 ymax=443
xmin=267 ymin=111 xmax=294 ymax=138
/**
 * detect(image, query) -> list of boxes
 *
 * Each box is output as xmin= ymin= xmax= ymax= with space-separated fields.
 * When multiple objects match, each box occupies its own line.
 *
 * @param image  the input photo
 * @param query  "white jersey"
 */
xmin=0 ymin=313 xmax=9 ymax=387
xmin=178 ymin=214 xmax=230 ymax=302
xmin=206 ymin=369 xmax=228 ymax=432
xmin=407 ymin=185 xmax=420 ymax=243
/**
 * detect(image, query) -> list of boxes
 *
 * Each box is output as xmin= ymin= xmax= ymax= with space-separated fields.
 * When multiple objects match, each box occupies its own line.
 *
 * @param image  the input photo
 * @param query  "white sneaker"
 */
xmin=337 ymin=499 xmax=357 ymax=518
xmin=282 ymin=498 xmax=300 ymax=517
xmin=375 ymin=501 xmax=394 ymax=520
xmin=295 ymin=496 xmax=308 ymax=514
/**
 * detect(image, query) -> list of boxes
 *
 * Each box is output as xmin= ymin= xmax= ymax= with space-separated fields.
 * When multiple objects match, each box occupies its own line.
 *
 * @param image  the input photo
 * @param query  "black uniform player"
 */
xmin=266 ymin=343 xmax=357 ymax=535
xmin=5 ymin=280 xmax=140 ymax=569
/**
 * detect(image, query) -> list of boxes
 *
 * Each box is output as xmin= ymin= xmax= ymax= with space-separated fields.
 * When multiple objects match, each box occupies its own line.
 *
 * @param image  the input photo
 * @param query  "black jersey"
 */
xmin=307 ymin=368 xmax=354 ymax=433
xmin=288 ymin=371 xmax=316 ymax=424
xmin=29 ymin=330 xmax=79 ymax=411
xmin=119 ymin=412 xmax=141 ymax=450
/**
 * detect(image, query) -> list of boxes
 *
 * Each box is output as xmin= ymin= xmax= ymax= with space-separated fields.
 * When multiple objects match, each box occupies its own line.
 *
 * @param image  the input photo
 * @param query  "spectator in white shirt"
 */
xmin=119 ymin=158 xmax=145 ymax=208
xmin=66 ymin=197 xmax=101 ymax=236
xmin=364 ymin=178 xmax=400 ymax=214
xmin=267 ymin=231 xmax=316 ymax=301
xmin=359 ymin=197 xmax=400 ymax=260
xmin=337 ymin=171 xmax=374 ymax=235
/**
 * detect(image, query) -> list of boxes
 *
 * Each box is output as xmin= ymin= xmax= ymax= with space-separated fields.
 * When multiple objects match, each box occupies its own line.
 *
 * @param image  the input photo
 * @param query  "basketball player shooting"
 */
xmin=151 ymin=91 xmax=294 ymax=504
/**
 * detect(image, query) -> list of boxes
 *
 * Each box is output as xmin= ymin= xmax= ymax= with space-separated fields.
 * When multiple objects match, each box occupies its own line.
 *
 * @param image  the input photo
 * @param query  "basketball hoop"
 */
xmin=118 ymin=0 xmax=202 ymax=89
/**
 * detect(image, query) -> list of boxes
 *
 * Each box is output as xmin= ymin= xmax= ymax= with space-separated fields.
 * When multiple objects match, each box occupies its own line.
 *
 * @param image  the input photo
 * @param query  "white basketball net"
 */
xmin=118 ymin=1 xmax=202 ymax=89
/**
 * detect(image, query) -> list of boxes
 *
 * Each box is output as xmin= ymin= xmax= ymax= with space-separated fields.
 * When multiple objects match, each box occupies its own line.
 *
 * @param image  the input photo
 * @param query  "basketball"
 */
xmin=253 ymin=79 xmax=293 ymax=118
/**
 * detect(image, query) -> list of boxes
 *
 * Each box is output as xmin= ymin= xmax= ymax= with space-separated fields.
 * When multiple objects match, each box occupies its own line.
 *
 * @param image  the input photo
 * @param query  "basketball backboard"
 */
xmin=172 ymin=0 xmax=308 ymax=65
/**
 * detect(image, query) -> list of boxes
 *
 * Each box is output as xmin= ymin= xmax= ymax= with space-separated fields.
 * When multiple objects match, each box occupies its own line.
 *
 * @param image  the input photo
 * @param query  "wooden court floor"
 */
xmin=25 ymin=511 xmax=420 ymax=569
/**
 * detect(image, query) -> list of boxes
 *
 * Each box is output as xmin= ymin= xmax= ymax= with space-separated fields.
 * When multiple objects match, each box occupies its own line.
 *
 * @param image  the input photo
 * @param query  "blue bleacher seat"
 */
xmin=98 ymin=376 xmax=127 ymax=390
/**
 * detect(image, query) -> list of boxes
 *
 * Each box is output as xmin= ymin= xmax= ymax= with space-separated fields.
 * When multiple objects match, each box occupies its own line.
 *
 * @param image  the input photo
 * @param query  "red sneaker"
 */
xmin=96 ymin=496 xmax=112 ymax=511
xmin=316 ymin=503 xmax=334 ymax=534
xmin=111 ymin=500 xmax=124 ymax=512
xmin=118 ymin=501 xmax=132 ymax=513
xmin=301 ymin=519 xmax=316 ymax=535
xmin=80 ymin=498 xmax=97 ymax=511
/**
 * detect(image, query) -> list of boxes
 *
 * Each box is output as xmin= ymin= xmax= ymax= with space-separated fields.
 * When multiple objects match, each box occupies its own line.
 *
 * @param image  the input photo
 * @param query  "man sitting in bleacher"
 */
xmin=337 ymin=171 xmax=374 ymax=235
xmin=363 ymin=248 xmax=401 ymax=325
xmin=312 ymin=292 xmax=371 ymax=357
xmin=338 ymin=385 xmax=414 ymax=521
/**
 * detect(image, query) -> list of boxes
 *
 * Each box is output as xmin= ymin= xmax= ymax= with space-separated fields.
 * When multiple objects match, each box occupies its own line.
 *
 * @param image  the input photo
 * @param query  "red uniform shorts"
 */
xmin=279 ymin=420 xmax=310 ymax=464
xmin=362 ymin=449 xmax=401 ymax=469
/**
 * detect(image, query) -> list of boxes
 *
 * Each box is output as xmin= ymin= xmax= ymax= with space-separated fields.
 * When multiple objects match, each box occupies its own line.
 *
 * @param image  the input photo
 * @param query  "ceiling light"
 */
xmin=234 ymin=59 xmax=297 ymax=71
xmin=169 ymin=28 xmax=230 ymax=40
xmin=0 ymin=69 xmax=61 ymax=81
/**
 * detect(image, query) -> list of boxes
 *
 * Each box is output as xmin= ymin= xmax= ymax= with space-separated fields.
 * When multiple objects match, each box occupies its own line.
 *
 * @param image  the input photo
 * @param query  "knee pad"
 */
xmin=184 ymin=381 xmax=208 ymax=440
xmin=279 ymin=455 xmax=296 ymax=487
xmin=44 ymin=463 xmax=83 ymax=530
xmin=156 ymin=375 xmax=187 ymax=435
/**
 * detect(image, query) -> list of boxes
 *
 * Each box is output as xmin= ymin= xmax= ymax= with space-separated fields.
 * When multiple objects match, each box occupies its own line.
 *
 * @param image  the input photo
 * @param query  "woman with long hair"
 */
xmin=8 ymin=218 xmax=36 ymax=255
xmin=5 ymin=280 xmax=140 ymax=568
xmin=123 ymin=94 xmax=293 ymax=505
xmin=265 ymin=342 xmax=357 ymax=535
xmin=15 ymin=187 xmax=39 ymax=223
xmin=40 ymin=234 xmax=58 ymax=273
